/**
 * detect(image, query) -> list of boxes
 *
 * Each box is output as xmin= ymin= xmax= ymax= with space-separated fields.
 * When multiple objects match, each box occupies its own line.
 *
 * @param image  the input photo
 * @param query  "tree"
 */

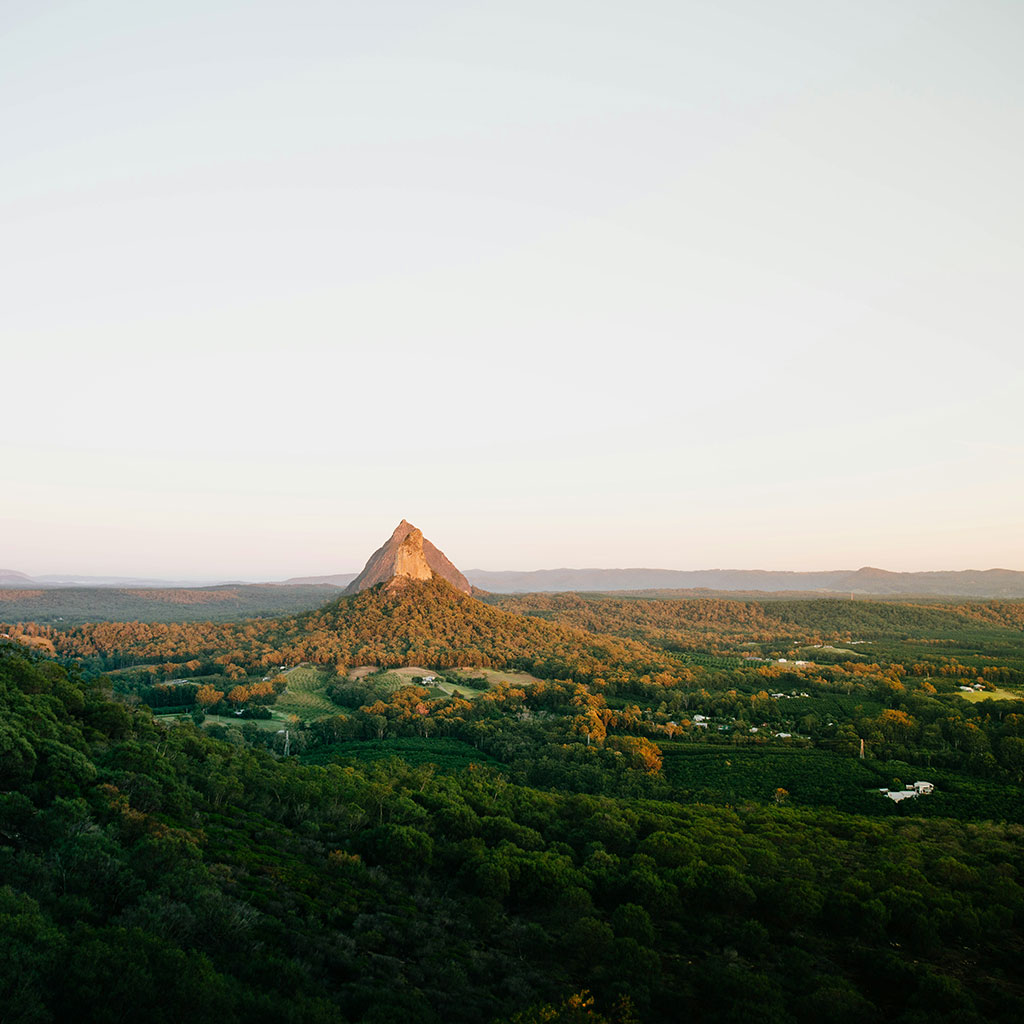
xmin=195 ymin=684 xmax=223 ymax=708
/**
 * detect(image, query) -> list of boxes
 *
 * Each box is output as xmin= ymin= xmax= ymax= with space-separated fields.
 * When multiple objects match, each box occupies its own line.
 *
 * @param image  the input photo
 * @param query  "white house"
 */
xmin=878 ymin=782 xmax=935 ymax=802
xmin=885 ymin=789 xmax=919 ymax=803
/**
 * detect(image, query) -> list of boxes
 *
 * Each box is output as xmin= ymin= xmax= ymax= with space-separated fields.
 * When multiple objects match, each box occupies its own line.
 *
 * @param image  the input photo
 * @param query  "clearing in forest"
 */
xmin=450 ymin=667 xmax=542 ymax=687
xmin=273 ymin=666 xmax=336 ymax=720
xmin=344 ymin=664 xmax=541 ymax=695
xmin=960 ymin=686 xmax=1022 ymax=703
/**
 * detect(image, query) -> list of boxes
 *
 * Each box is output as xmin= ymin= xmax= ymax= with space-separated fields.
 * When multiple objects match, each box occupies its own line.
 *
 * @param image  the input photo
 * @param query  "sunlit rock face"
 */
xmin=344 ymin=520 xmax=471 ymax=595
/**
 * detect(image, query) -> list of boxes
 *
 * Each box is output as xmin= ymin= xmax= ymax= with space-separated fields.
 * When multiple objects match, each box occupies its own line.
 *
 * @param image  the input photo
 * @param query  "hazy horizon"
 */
xmin=6 ymin=528 xmax=1024 ymax=584
xmin=4 ymin=2 xmax=1022 ymax=578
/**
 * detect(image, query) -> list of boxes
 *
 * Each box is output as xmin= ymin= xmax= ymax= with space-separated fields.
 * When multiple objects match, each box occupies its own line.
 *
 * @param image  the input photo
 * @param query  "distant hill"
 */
xmin=283 ymin=573 xmax=355 ymax=587
xmin=0 ymin=584 xmax=343 ymax=625
xmin=0 ymin=569 xmax=35 ymax=586
xmin=5 ymin=560 xmax=1024 ymax=599
xmin=464 ymin=566 xmax=1024 ymax=598
xmin=0 ymin=570 xmax=235 ymax=588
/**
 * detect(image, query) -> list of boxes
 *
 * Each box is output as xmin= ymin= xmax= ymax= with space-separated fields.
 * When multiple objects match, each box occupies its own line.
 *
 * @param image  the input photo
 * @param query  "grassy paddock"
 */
xmin=343 ymin=664 xmax=542 ymax=698
xmin=959 ymin=686 xmax=1023 ymax=703
xmin=450 ymin=667 xmax=543 ymax=687
xmin=153 ymin=710 xmax=286 ymax=731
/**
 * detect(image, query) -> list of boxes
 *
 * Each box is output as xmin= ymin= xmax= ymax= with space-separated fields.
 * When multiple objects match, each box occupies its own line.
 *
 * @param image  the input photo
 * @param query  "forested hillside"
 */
xmin=4 ymin=583 xmax=1024 ymax=1021
xmin=3 ymin=643 xmax=1024 ymax=1023
xmin=488 ymin=593 xmax=1024 ymax=675
xmin=6 ymin=579 xmax=682 ymax=682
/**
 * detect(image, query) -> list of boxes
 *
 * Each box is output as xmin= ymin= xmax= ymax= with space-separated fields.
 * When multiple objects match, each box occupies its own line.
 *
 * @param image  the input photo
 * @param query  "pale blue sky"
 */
xmin=2 ymin=1 xmax=1022 ymax=577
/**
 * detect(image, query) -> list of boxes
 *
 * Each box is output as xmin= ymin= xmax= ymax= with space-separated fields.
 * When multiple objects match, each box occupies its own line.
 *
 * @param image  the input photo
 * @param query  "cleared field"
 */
xmin=346 ymin=665 xmax=380 ymax=679
xmin=273 ymin=666 xmax=336 ymax=720
xmin=377 ymin=666 xmax=488 ymax=697
xmin=797 ymin=645 xmax=867 ymax=658
xmin=203 ymin=712 xmax=284 ymax=731
xmin=346 ymin=665 xmax=436 ymax=682
xmin=343 ymin=664 xmax=541 ymax=698
xmin=435 ymin=681 xmax=485 ymax=698
xmin=960 ymin=686 xmax=1023 ymax=703
xmin=451 ymin=667 xmax=542 ymax=687
xmin=381 ymin=666 xmax=434 ymax=680
xmin=153 ymin=711 xmax=285 ymax=731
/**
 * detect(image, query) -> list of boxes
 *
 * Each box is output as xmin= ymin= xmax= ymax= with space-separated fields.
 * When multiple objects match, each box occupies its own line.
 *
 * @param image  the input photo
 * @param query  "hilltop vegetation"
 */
xmin=6 ymin=578 xmax=679 ymax=683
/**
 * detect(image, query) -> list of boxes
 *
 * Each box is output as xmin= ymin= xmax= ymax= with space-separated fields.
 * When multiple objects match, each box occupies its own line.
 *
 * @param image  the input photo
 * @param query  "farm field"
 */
xmin=301 ymin=736 xmax=503 ymax=771
xmin=450 ymin=667 xmax=542 ymax=687
xmin=660 ymin=743 xmax=1024 ymax=821
xmin=344 ymin=665 xmax=479 ymax=698
xmin=356 ymin=665 xmax=434 ymax=681
xmin=346 ymin=664 xmax=390 ymax=679
xmin=152 ymin=710 xmax=287 ymax=731
xmin=398 ymin=666 xmax=486 ymax=698
xmin=960 ymin=686 xmax=1022 ymax=702
xmin=272 ymin=666 xmax=336 ymax=720
xmin=660 ymin=744 xmax=887 ymax=812
xmin=797 ymin=644 xmax=867 ymax=658
xmin=202 ymin=712 xmax=285 ymax=731
xmin=343 ymin=664 xmax=542 ymax=697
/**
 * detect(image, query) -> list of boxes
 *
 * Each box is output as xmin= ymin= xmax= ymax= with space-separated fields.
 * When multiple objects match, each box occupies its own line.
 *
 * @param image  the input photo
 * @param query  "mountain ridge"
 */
xmin=5 ymin=563 xmax=1024 ymax=598
xmin=463 ymin=565 xmax=1024 ymax=597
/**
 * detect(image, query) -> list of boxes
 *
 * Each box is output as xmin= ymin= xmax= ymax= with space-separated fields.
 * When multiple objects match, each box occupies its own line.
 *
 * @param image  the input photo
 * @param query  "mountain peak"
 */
xmin=343 ymin=521 xmax=471 ymax=596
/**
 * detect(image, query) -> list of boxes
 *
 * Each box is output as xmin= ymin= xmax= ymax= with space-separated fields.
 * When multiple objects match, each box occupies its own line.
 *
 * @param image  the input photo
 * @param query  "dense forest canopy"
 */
xmin=3 ymin=581 xmax=1024 ymax=1021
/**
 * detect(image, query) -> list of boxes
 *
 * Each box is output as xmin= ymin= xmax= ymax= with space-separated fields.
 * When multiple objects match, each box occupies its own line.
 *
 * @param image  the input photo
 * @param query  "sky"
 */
xmin=2 ymin=1 xmax=1022 ymax=579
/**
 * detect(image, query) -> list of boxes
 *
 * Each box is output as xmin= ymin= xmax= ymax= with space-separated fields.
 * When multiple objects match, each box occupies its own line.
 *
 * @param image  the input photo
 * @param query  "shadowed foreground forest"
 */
xmin=3 ymin=582 xmax=1024 ymax=1022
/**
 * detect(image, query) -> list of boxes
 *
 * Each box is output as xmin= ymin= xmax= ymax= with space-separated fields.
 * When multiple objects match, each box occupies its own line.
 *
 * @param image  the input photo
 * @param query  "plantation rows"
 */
xmin=302 ymin=737 xmax=502 ymax=771
xmin=659 ymin=744 xmax=1024 ymax=820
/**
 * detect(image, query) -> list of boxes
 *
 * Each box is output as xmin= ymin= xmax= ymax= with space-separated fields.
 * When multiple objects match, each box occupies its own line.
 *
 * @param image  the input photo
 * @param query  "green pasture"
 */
xmin=273 ymin=666 xmax=336 ymax=720
xmin=343 ymin=664 xmax=541 ymax=698
xmin=453 ymin=667 xmax=541 ymax=686
xmin=153 ymin=710 xmax=286 ymax=731
xmin=959 ymin=686 xmax=1023 ymax=703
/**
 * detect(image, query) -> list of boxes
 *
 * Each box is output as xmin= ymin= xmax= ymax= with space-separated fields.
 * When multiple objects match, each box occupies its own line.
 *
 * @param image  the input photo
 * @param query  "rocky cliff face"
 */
xmin=343 ymin=520 xmax=472 ymax=595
